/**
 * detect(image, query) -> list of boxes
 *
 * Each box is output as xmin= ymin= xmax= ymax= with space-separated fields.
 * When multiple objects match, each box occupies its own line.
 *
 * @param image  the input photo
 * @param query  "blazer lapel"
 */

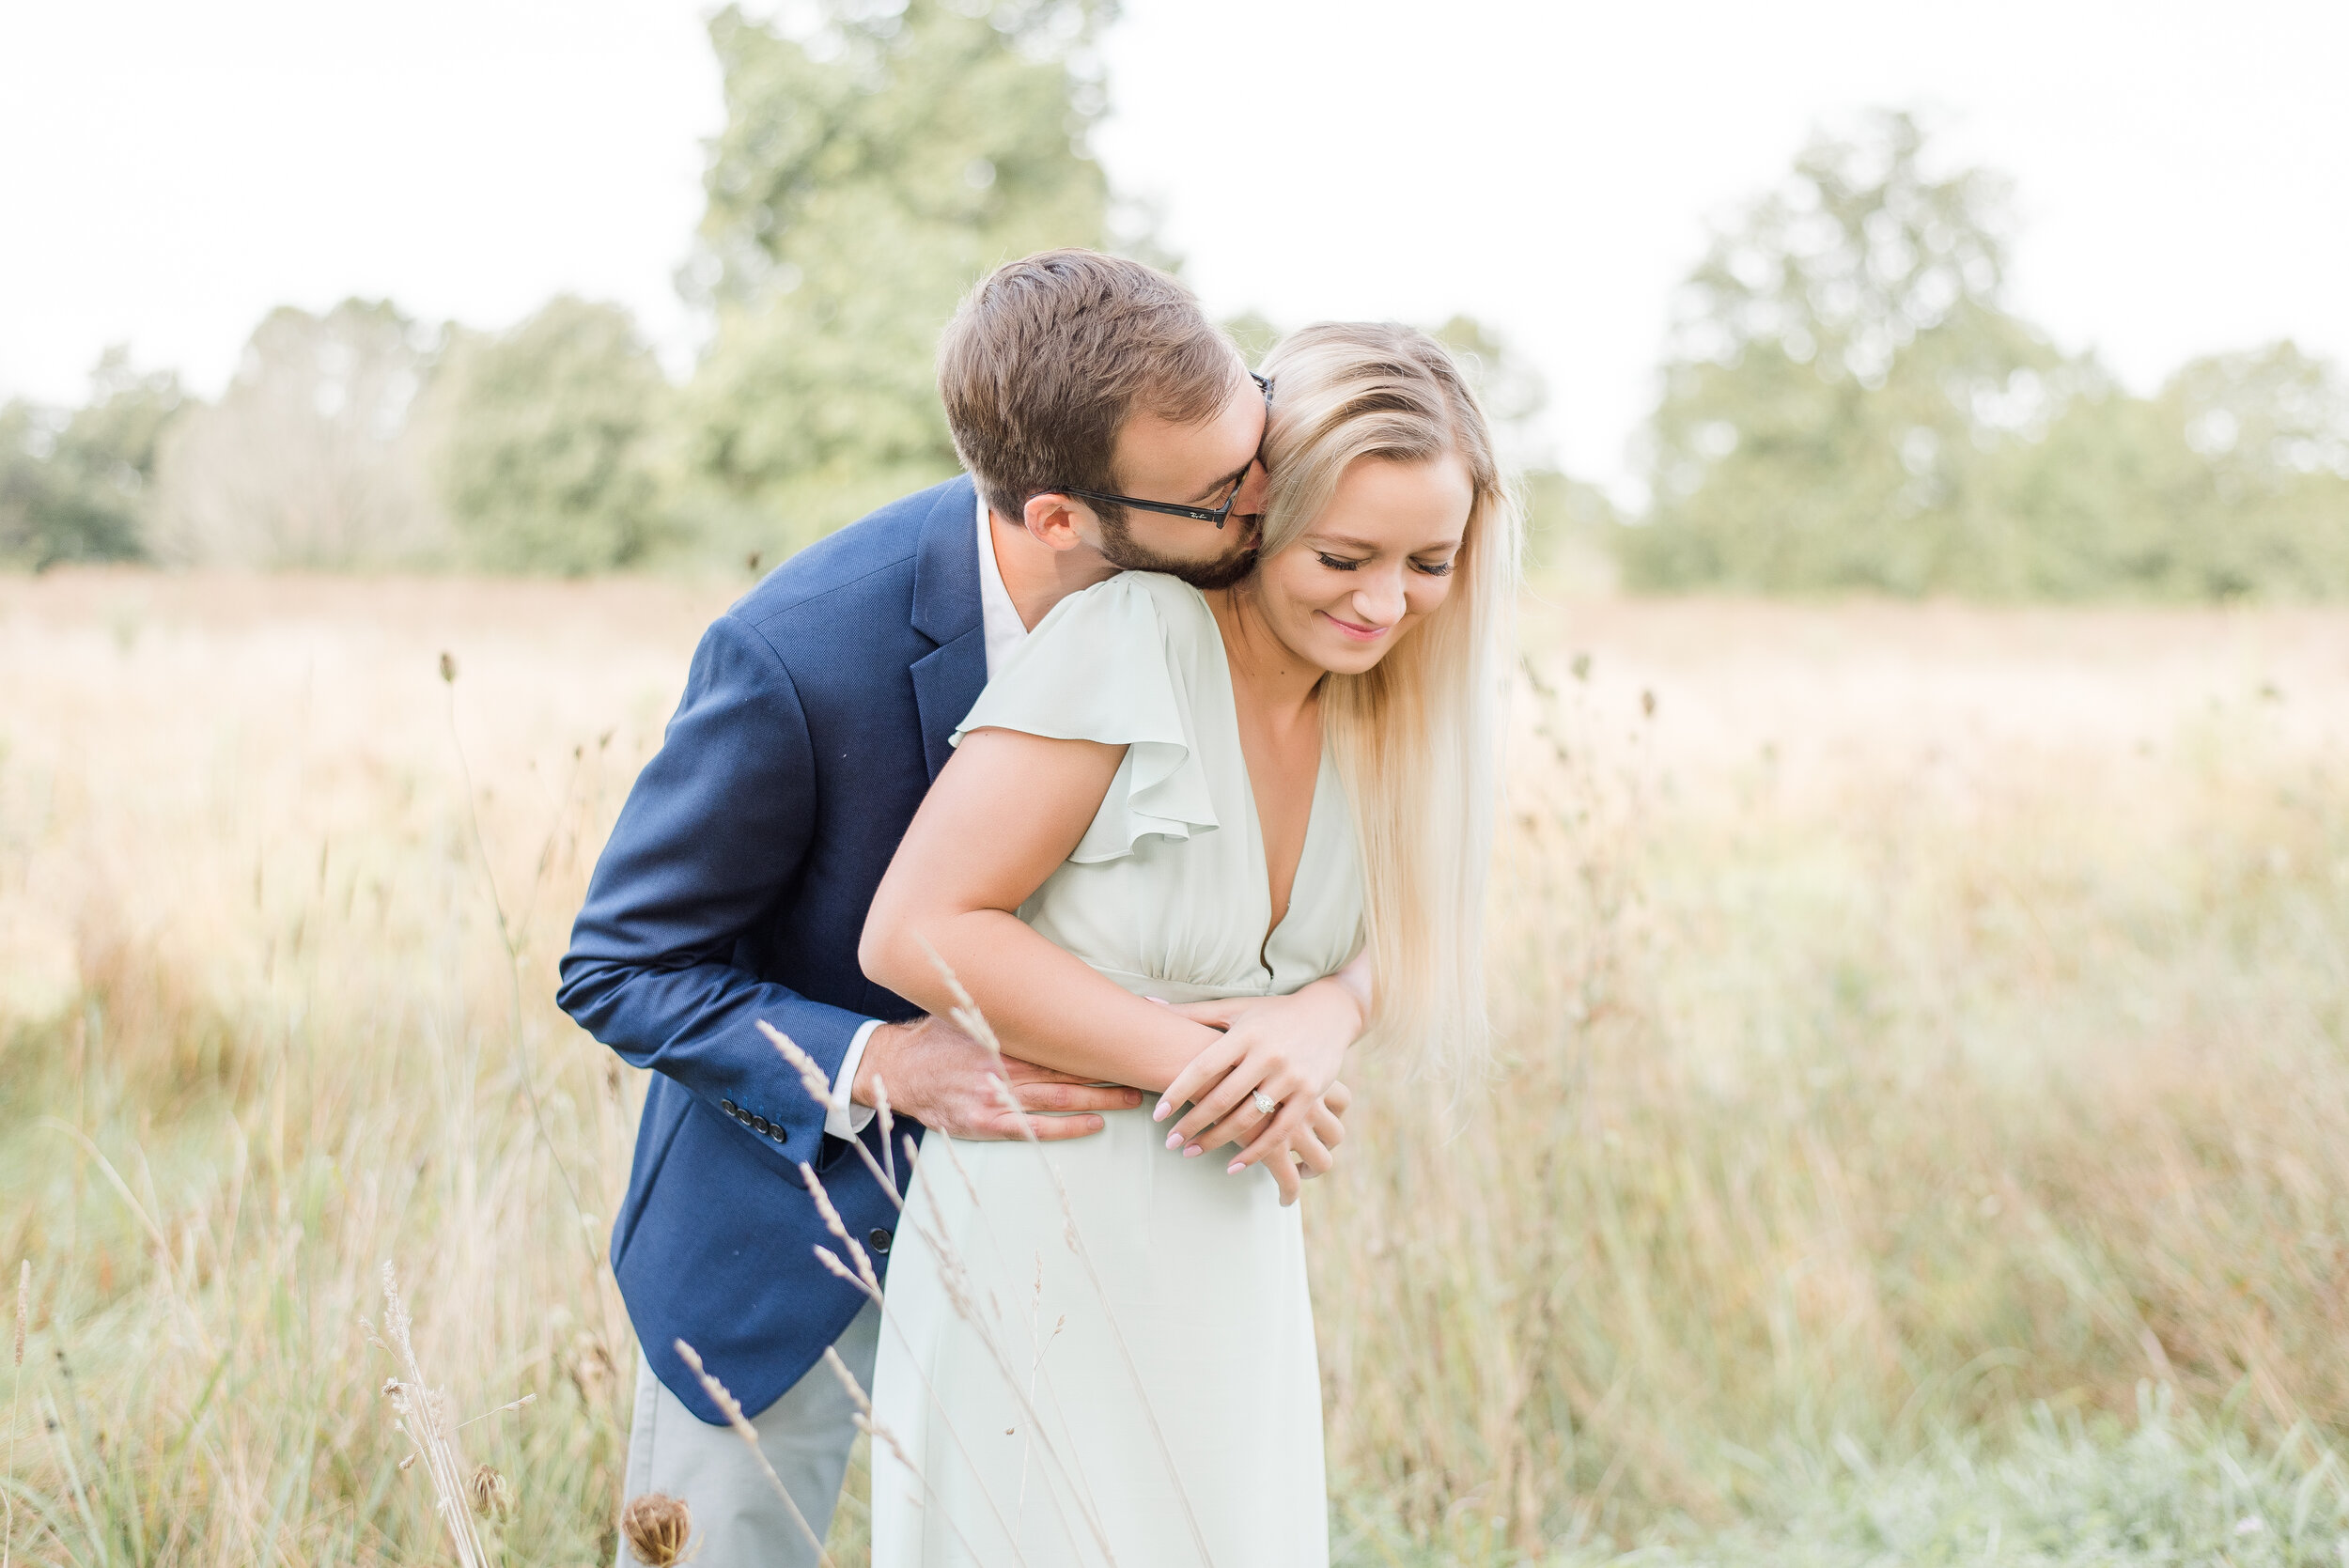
xmin=911 ymin=628 xmax=988 ymax=779
xmin=909 ymin=475 xmax=988 ymax=779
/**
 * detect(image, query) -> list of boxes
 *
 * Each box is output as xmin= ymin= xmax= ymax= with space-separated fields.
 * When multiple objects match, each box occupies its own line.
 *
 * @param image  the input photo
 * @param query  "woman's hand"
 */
xmin=1246 ymin=1082 xmax=1353 ymax=1205
xmin=1152 ymin=978 xmax=1363 ymax=1187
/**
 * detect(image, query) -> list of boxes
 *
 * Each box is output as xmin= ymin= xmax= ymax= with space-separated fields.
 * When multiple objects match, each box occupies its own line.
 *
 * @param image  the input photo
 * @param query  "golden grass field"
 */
xmin=3 ymin=567 xmax=2348 ymax=1565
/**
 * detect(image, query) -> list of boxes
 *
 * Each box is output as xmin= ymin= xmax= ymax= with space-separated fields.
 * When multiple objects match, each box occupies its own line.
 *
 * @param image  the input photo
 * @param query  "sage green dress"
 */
xmin=870 ymin=571 xmax=1363 ymax=1567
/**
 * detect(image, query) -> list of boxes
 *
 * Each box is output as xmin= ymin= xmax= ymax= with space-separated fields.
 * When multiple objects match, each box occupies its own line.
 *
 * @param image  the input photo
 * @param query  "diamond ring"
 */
xmin=1251 ymin=1090 xmax=1279 ymax=1117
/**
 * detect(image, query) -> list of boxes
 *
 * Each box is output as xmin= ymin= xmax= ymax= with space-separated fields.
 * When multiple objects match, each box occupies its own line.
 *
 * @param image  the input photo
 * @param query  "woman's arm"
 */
xmin=858 ymin=727 xmax=1223 ymax=1094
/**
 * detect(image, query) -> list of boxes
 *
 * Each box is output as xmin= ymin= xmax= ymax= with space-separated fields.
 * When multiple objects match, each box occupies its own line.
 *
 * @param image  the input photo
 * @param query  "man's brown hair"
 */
xmin=939 ymin=249 xmax=1243 ymax=522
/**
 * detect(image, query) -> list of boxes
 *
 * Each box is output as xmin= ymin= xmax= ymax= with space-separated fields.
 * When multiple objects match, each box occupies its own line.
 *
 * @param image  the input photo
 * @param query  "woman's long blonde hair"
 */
xmin=1253 ymin=322 xmax=1519 ymax=1081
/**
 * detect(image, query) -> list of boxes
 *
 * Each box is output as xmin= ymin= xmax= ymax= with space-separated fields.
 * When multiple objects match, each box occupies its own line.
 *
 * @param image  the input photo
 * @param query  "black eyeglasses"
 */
xmin=1043 ymin=373 xmax=1272 ymax=530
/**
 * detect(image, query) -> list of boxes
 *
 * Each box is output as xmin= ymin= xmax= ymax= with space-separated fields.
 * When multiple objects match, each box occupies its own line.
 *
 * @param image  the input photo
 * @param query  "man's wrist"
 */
xmin=829 ymin=1019 xmax=881 ymax=1137
xmin=849 ymin=1017 xmax=918 ymax=1109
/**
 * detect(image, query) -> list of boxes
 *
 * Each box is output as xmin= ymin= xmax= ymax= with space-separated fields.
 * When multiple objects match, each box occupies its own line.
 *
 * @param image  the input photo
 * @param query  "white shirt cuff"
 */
xmin=826 ymin=1019 xmax=880 ymax=1140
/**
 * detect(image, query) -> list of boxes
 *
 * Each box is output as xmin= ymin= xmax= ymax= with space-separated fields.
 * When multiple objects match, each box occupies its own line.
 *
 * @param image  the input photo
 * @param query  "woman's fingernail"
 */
xmin=1226 ymin=1160 xmax=1245 ymax=1174
xmin=1164 ymin=1131 xmax=1183 ymax=1150
xmin=1153 ymin=1099 xmax=1169 ymax=1121
xmin=1183 ymin=1144 xmax=1202 ymax=1158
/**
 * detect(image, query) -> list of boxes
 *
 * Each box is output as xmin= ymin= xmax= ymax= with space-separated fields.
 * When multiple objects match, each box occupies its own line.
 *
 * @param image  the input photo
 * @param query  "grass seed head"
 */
xmin=759 ymin=1019 xmax=836 ymax=1110
xmin=468 ymin=1463 xmax=511 ymax=1519
xmin=620 ymin=1492 xmax=693 ymax=1565
xmin=568 ymin=1331 xmax=616 ymax=1403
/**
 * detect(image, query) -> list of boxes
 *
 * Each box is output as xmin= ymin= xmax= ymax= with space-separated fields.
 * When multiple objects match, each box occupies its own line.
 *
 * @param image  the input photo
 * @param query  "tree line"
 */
xmin=4 ymin=6 xmax=2343 ymax=599
xmin=1624 ymin=109 xmax=2349 ymax=598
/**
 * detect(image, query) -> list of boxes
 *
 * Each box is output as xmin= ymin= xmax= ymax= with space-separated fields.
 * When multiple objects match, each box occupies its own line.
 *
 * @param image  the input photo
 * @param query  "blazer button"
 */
xmin=720 ymin=1099 xmax=737 ymax=1115
xmin=753 ymin=1114 xmax=772 ymax=1135
xmin=868 ymin=1228 xmax=893 ymax=1254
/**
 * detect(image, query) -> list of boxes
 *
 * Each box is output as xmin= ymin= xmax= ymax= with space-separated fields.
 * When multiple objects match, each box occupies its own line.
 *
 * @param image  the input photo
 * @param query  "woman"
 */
xmin=858 ymin=322 xmax=1515 ymax=1565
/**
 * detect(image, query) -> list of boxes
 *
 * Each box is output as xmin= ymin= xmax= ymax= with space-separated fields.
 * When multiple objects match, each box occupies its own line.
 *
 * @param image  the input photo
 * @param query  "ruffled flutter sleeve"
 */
xmin=951 ymin=573 xmax=1219 ymax=863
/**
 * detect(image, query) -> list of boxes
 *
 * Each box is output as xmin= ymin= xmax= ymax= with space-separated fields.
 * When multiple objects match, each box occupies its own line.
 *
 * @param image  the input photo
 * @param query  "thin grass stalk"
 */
xmin=671 ymin=1340 xmax=838 ymax=1567
xmin=439 ymin=657 xmax=597 ymax=1265
xmin=370 ymin=1264 xmax=490 ymax=1568
xmin=888 ymin=1142 xmax=1111 ymax=1564
xmin=761 ymin=1021 xmax=902 ymax=1208
xmin=819 ymin=1345 xmax=1002 ymax=1566
xmin=924 ymin=948 xmax=1213 ymax=1565
xmin=775 ymin=1046 xmax=1106 ymax=1561
xmin=797 ymin=1157 xmax=1052 ymax=1563
xmin=4 ymin=1261 xmax=23 ymax=1568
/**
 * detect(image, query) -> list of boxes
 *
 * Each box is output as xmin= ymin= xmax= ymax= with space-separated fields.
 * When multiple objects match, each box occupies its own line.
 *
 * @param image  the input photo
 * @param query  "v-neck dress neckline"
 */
xmin=1198 ymin=604 xmax=1341 ymax=977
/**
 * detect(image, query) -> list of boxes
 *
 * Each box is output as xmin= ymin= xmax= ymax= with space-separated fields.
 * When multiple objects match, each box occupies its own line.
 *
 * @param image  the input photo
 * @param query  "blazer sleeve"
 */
xmin=557 ymin=611 xmax=868 ymax=1174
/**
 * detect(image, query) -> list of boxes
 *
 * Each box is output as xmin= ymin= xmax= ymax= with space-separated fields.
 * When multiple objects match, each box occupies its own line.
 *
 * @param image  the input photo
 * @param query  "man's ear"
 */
xmin=1020 ymin=493 xmax=1095 ymax=553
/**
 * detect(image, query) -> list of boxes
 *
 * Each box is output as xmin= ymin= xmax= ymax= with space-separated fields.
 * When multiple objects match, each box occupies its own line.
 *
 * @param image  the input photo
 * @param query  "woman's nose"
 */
xmin=1352 ymin=566 xmax=1408 ymax=624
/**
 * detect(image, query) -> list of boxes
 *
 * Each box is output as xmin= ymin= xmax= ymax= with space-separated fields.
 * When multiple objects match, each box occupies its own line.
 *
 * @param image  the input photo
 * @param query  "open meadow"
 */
xmin=3 ymin=569 xmax=2348 ymax=1565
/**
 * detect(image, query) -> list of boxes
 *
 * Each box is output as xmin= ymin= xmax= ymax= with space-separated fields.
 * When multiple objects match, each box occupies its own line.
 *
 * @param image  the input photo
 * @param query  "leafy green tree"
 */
xmin=426 ymin=297 xmax=672 ymax=574
xmin=0 ymin=349 xmax=185 ymax=568
xmin=675 ymin=0 xmax=1116 ymax=558
xmin=150 ymin=300 xmax=445 ymax=567
xmin=2156 ymin=341 xmax=2349 ymax=596
xmin=1626 ymin=110 xmax=2061 ymax=594
xmin=1623 ymin=111 xmax=2349 ymax=601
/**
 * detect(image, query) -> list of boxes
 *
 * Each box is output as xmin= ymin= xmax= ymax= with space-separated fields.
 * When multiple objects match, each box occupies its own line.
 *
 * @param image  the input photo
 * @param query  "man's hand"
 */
xmin=1153 ymin=980 xmax=1365 ymax=1201
xmin=855 ymin=1015 xmax=1140 ymax=1141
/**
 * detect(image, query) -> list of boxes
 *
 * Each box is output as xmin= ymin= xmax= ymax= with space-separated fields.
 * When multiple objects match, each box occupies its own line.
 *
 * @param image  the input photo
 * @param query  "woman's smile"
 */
xmin=1318 ymin=608 xmax=1389 ymax=642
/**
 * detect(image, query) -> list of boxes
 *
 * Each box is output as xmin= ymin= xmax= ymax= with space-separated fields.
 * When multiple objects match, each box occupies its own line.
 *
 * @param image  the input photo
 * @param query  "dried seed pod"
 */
xmin=620 ymin=1492 xmax=692 ymax=1566
xmin=568 ymin=1331 xmax=616 ymax=1404
xmin=468 ymin=1463 xmax=511 ymax=1519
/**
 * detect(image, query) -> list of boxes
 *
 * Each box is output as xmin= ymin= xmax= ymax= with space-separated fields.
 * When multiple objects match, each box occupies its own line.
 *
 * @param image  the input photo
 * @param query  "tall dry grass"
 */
xmin=1 ymin=571 xmax=2346 ymax=1563
xmin=1318 ymin=598 xmax=2349 ymax=1554
xmin=0 ymin=570 xmax=718 ymax=1562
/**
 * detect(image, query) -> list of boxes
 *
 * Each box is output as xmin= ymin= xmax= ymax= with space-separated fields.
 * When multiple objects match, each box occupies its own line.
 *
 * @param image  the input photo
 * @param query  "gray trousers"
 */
xmin=616 ymin=1302 xmax=881 ymax=1568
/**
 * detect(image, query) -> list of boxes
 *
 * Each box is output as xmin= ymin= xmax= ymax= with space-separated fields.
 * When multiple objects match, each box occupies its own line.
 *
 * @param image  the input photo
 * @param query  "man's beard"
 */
xmin=1095 ymin=511 xmax=1262 ymax=591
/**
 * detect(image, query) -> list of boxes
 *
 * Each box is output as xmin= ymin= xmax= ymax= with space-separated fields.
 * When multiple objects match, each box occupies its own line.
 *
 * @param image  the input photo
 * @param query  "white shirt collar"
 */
xmin=975 ymin=492 xmax=1026 ymax=676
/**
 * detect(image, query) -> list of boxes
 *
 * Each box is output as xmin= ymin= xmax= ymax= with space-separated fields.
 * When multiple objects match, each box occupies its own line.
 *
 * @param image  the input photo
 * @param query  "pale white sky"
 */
xmin=3 ymin=0 xmax=2344 ymax=494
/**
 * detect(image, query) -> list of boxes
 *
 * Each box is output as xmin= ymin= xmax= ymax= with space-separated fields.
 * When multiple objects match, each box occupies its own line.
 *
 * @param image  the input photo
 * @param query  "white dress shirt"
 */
xmin=825 ymin=495 xmax=1031 ymax=1138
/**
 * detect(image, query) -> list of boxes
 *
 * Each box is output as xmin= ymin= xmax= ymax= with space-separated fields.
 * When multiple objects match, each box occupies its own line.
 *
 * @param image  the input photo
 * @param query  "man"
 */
xmin=558 ymin=249 xmax=1370 ymax=1565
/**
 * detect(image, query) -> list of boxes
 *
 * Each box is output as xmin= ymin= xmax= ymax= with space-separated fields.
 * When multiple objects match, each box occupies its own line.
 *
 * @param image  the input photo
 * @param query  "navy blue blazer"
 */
xmin=558 ymin=475 xmax=988 ymax=1424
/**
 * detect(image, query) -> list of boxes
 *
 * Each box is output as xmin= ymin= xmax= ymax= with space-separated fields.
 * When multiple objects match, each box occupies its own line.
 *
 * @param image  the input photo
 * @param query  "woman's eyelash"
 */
xmin=1315 ymin=551 xmax=1456 ymax=576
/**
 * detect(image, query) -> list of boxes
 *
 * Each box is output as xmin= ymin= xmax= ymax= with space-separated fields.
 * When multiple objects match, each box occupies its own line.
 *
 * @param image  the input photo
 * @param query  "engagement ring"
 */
xmin=1252 ymin=1090 xmax=1279 ymax=1116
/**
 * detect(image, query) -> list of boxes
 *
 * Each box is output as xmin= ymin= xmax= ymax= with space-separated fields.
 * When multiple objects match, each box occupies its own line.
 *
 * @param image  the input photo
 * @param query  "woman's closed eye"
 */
xmin=1313 ymin=551 xmax=1456 ymax=577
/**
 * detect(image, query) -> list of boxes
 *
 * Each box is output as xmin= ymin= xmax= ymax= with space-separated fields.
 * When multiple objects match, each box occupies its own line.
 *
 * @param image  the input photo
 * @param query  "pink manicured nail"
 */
xmin=1225 ymin=1160 xmax=1245 ymax=1174
xmin=1164 ymin=1131 xmax=1183 ymax=1150
xmin=1153 ymin=1099 xmax=1170 ymax=1121
xmin=1183 ymin=1144 xmax=1202 ymax=1158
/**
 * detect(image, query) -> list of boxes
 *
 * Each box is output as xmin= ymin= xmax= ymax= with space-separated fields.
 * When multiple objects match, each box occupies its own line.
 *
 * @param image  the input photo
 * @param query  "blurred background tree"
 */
xmin=425 ymin=296 xmax=673 ymax=575
xmin=1624 ymin=109 xmax=2061 ymax=595
xmin=148 ymin=300 xmax=447 ymax=568
xmin=0 ymin=349 xmax=184 ymax=568
xmin=671 ymin=0 xmax=1119 ymax=562
xmin=1623 ymin=109 xmax=2349 ymax=598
